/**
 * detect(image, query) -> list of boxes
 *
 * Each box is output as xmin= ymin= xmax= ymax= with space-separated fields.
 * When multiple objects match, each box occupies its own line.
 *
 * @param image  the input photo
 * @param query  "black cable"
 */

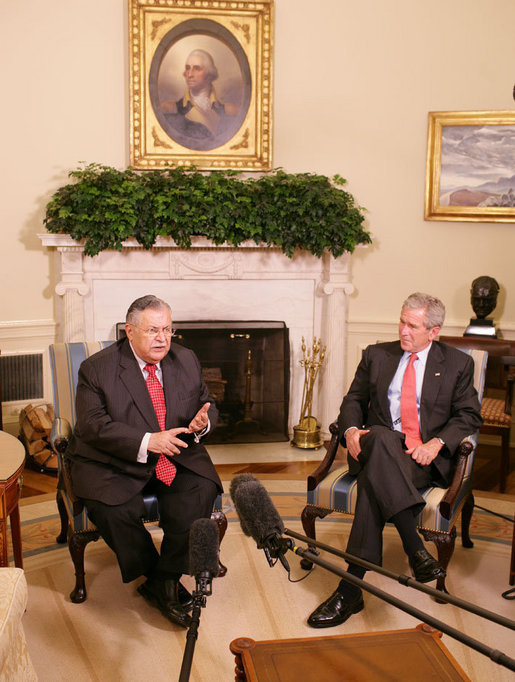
xmin=471 ymin=504 xmax=514 ymax=601
xmin=473 ymin=503 xmax=514 ymax=523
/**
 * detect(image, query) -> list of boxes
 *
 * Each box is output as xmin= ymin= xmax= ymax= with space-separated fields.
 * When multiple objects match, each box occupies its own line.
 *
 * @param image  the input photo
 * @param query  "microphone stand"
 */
xmin=285 ymin=541 xmax=515 ymax=673
xmin=285 ymin=527 xmax=515 ymax=631
xmin=178 ymin=576 xmax=211 ymax=682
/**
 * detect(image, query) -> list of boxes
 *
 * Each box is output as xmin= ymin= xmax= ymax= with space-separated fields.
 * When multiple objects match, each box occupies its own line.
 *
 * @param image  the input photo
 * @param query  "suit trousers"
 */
xmin=83 ymin=463 xmax=218 ymax=582
xmin=346 ymin=425 xmax=433 ymax=566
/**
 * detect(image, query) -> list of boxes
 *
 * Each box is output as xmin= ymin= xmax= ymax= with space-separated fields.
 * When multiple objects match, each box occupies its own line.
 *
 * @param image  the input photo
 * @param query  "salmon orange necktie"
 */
xmin=400 ymin=353 xmax=422 ymax=450
xmin=145 ymin=363 xmax=177 ymax=486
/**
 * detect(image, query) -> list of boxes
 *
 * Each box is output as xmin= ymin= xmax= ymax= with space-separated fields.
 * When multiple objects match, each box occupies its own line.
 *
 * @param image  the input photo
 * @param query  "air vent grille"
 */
xmin=0 ymin=353 xmax=44 ymax=402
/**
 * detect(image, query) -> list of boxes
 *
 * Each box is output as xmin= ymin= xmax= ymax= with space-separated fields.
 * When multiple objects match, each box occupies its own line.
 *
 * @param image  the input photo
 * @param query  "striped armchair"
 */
xmin=301 ymin=348 xmax=488 ymax=594
xmin=49 ymin=342 xmax=227 ymax=603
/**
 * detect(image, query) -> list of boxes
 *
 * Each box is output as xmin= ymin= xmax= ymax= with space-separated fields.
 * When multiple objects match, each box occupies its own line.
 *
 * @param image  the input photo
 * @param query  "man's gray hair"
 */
xmin=187 ymin=49 xmax=218 ymax=81
xmin=402 ymin=292 xmax=445 ymax=329
xmin=126 ymin=295 xmax=171 ymax=324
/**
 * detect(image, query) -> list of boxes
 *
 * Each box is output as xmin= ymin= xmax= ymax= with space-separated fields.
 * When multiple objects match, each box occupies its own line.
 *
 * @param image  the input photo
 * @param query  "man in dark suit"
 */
xmin=308 ymin=292 xmax=482 ymax=628
xmin=67 ymin=294 xmax=222 ymax=628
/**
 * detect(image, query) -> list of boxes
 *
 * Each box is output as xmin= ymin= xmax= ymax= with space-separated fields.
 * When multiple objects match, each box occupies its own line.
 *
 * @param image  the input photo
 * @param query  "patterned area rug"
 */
xmin=18 ymin=488 xmax=515 ymax=682
xmin=17 ymin=488 xmax=514 ymax=560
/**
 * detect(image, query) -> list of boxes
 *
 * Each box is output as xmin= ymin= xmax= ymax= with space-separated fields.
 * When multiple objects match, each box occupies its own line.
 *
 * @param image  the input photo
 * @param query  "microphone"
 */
xmin=228 ymin=474 xmax=265 ymax=537
xmin=188 ymin=518 xmax=219 ymax=597
xmin=229 ymin=472 xmax=258 ymax=496
xmin=230 ymin=474 xmax=292 ymax=571
xmin=180 ymin=519 xmax=219 ymax=682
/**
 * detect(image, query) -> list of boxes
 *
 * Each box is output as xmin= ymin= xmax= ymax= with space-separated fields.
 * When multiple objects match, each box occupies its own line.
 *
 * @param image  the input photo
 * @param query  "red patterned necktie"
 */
xmin=400 ymin=353 xmax=422 ymax=450
xmin=145 ymin=363 xmax=176 ymax=486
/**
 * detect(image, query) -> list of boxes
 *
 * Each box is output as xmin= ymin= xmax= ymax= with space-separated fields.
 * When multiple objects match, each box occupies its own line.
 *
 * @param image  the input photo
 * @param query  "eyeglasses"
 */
xmin=130 ymin=325 xmax=176 ymax=338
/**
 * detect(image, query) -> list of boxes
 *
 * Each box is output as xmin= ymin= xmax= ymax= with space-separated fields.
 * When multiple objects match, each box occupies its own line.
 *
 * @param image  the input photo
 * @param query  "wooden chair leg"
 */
xmin=419 ymin=526 xmax=456 ymax=599
xmin=461 ymin=492 xmax=474 ymax=548
xmin=68 ymin=530 xmax=100 ymax=603
xmin=211 ymin=510 xmax=228 ymax=577
xmin=56 ymin=491 xmax=69 ymax=544
xmin=300 ymin=505 xmax=331 ymax=570
xmin=500 ymin=430 xmax=510 ymax=494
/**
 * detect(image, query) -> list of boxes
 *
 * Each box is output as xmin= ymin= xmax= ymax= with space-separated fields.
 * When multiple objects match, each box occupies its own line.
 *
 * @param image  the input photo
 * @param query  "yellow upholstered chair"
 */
xmin=49 ymin=342 xmax=227 ymax=603
xmin=301 ymin=348 xmax=488 ymax=594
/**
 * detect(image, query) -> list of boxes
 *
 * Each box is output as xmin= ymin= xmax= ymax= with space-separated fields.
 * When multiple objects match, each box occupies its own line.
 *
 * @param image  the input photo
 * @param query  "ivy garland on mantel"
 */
xmin=44 ymin=163 xmax=370 ymax=258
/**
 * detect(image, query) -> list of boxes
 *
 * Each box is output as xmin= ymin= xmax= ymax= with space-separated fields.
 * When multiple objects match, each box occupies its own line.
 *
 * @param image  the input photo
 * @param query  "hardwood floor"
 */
xmin=20 ymin=442 xmax=515 ymax=499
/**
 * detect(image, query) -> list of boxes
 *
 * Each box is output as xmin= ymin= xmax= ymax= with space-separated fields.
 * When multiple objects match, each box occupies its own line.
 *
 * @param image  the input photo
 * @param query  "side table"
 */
xmin=0 ymin=431 xmax=25 ymax=568
xmin=230 ymin=624 xmax=470 ymax=681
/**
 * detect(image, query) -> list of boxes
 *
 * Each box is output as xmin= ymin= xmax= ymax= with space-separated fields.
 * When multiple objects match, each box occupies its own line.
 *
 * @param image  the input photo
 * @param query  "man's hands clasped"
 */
xmin=346 ymin=426 xmax=443 ymax=467
xmin=406 ymin=438 xmax=443 ymax=466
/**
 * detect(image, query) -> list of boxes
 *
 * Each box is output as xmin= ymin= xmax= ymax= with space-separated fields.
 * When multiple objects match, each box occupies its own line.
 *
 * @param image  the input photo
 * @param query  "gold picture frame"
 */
xmin=129 ymin=0 xmax=273 ymax=171
xmin=425 ymin=110 xmax=515 ymax=222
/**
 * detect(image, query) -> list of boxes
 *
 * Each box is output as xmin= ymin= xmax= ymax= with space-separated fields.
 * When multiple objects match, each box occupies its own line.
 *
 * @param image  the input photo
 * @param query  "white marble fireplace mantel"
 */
xmin=38 ymin=234 xmax=354 ymax=436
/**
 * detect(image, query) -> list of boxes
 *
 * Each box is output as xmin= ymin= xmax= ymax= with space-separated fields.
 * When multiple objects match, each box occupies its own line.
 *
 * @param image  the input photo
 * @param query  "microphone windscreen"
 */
xmin=229 ymin=473 xmax=258 ymax=500
xmin=188 ymin=518 xmax=220 ymax=578
xmin=231 ymin=478 xmax=284 ymax=545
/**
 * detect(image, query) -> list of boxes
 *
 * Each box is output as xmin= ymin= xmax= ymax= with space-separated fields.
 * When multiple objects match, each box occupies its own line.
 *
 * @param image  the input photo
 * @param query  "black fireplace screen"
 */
xmin=117 ymin=320 xmax=290 ymax=444
xmin=174 ymin=321 xmax=290 ymax=444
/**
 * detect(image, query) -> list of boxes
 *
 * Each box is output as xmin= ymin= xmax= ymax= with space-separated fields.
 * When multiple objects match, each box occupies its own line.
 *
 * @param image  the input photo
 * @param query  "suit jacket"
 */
xmin=66 ymin=338 xmax=222 ymax=505
xmin=337 ymin=341 xmax=482 ymax=485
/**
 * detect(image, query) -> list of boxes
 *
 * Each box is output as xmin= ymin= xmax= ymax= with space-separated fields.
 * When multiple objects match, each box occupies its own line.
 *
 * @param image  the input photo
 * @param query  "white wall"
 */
xmin=273 ymin=0 xmax=515 ymax=330
xmin=1 ymin=0 xmax=515 ymax=428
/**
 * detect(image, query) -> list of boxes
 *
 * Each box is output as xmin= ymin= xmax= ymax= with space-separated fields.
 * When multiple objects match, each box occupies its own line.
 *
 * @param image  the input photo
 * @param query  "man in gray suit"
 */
xmin=67 ymin=295 xmax=222 ymax=628
xmin=308 ymin=292 xmax=482 ymax=628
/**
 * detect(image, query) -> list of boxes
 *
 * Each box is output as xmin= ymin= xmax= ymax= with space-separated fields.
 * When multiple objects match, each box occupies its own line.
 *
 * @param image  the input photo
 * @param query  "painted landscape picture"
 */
xmin=439 ymin=124 xmax=515 ymax=207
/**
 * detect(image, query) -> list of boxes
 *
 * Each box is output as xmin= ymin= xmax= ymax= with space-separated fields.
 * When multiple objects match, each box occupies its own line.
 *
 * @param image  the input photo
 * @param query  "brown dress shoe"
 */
xmin=409 ymin=549 xmax=446 ymax=583
xmin=307 ymin=589 xmax=364 ymax=629
xmin=138 ymin=577 xmax=192 ymax=628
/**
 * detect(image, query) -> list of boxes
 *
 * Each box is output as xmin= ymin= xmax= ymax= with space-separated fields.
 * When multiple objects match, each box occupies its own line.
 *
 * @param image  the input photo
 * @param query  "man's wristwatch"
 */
xmin=437 ymin=437 xmax=445 ymax=447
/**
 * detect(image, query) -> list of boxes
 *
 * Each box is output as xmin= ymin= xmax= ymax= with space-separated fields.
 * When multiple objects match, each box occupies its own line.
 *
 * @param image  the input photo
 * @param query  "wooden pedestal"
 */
xmin=0 ymin=431 xmax=26 ymax=568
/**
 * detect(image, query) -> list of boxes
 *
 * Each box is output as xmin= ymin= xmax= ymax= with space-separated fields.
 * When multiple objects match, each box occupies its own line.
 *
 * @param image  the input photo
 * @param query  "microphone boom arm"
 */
xmin=285 ymin=527 xmax=515 ymax=631
xmin=289 ymin=542 xmax=515 ymax=673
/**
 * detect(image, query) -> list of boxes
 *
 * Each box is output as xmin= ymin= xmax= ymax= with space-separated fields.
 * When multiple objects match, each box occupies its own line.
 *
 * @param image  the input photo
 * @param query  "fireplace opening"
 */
xmin=175 ymin=321 xmax=290 ymax=444
xmin=117 ymin=320 xmax=290 ymax=444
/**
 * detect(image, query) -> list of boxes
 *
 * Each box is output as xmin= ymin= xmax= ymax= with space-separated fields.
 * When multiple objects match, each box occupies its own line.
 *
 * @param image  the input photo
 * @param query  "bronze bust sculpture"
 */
xmin=465 ymin=275 xmax=500 ymax=337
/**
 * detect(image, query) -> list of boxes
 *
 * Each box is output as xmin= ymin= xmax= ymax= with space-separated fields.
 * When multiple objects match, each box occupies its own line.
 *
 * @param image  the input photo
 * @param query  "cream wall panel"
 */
xmin=273 ymin=0 xmax=515 ymax=329
xmin=0 ymin=0 xmax=514 ymax=367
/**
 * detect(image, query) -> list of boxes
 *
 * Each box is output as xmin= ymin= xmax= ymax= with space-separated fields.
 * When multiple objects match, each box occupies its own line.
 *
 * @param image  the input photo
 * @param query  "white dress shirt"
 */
xmin=129 ymin=342 xmax=210 ymax=463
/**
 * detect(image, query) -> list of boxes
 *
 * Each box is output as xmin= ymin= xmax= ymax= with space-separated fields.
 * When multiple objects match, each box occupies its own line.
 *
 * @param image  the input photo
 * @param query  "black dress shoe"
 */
xmin=138 ymin=578 xmax=192 ymax=628
xmin=409 ymin=549 xmax=446 ymax=583
xmin=177 ymin=582 xmax=193 ymax=611
xmin=307 ymin=590 xmax=364 ymax=629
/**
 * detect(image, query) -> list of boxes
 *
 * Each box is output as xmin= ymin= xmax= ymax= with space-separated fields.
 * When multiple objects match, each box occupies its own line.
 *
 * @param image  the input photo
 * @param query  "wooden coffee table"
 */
xmin=230 ymin=624 xmax=469 ymax=681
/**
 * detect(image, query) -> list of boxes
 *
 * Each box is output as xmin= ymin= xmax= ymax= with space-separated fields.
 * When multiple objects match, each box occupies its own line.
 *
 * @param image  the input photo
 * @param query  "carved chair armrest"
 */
xmin=50 ymin=418 xmax=84 ymax=518
xmin=438 ymin=439 xmax=474 ymax=520
xmin=307 ymin=421 xmax=341 ymax=492
xmin=49 ymin=417 xmax=72 ymax=455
